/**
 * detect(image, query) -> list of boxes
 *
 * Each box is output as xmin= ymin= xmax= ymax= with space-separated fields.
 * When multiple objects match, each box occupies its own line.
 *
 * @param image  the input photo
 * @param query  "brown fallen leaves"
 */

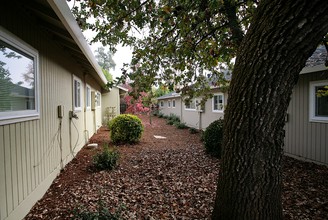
xmin=25 ymin=114 xmax=328 ymax=219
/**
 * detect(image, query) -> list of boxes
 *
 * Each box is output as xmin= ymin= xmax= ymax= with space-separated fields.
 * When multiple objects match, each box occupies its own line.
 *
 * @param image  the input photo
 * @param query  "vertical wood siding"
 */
xmin=284 ymin=71 xmax=328 ymax=164
xmin=0 ymin=4 xmax=103 ymax=220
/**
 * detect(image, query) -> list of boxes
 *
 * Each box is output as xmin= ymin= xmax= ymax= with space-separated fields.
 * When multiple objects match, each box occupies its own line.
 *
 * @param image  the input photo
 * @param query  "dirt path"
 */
xmin=25 ymin=114 xmax=328 ymax=219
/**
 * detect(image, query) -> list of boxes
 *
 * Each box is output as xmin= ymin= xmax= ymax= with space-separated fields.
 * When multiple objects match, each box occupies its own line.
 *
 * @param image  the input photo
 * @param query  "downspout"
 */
xmin=84 ymin=73 xmax=89 ymax=143
xmin=84 ymin=73 xmax=87 ymax=139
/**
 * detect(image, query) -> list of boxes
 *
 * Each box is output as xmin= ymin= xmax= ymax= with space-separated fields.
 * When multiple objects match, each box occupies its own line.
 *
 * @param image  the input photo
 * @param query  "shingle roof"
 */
xmin=156 ymin=92 xmax=180 ymax=100
xmin=306 ymin=45 xmax=327 ymax=67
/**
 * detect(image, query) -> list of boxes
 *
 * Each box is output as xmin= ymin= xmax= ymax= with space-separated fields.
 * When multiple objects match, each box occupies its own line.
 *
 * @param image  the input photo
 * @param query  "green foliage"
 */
xmin=316 ymin=85 xmax=328 ymax=97
xmin=157 ymin=112 xmax=164 ymax=118
xmin=189 ymin=127 xmax=199 ymax=134
xmin=69 ymin=0 xmax=257 ymax=99
xmin=93 ymin=145 xmax=120 ymax=170
xmin=167 ymin=113 xmax=180 ymax=122
xmin=71 ymin=201 xmax=124 ymax=220
xmin=94 ymin=47 xmax=116 ymax=71
xmin=203 ymin=119 xmax=224 ymax=158
xmin=102 ymin=68 xmax=113 ymax=82
xmin=174 ymin=122 xmax=188 ymax=129
xmin=152 ymin=85 xmax=172 ymax=98
xmin=109 ymin=114 xmax=144 ymax=144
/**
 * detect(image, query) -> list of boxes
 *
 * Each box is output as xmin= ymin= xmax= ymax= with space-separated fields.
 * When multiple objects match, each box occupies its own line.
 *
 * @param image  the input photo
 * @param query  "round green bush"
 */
xmin=203 ymin=118 xmax=224 ymax=158
xmin=109 ymin=114 xmax=144 ymax=144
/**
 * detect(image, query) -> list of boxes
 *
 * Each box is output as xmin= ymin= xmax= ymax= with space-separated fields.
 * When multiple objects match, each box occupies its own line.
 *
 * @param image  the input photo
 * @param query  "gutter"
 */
xmin=47 ymin=0 xmax=107 ymax=87
xmin=300 ymin=64 xmax=327 ymax=74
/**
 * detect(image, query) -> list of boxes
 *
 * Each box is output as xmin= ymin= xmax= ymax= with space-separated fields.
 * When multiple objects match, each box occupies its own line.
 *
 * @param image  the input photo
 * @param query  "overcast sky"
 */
xmin=83 ymin=29 xmax=133 ymax=79
xmin=67 ymin=2 xmax=132 ymax=79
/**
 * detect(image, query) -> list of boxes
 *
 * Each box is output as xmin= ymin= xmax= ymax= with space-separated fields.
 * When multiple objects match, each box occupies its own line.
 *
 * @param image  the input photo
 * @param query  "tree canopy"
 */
xmin=70 ymin=0 xmax=259 ymax=98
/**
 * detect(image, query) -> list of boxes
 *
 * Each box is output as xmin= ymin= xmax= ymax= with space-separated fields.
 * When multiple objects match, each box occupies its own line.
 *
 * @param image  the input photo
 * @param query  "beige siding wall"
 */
xmin=284 ymin=71 xmax=328 ymax=165
xmin=158 ymin=89 xmax=227 ymax=130
xmin=0 ymin=5 xmax=103 ymax=220
xmin=159 ymin=98 xmax=183 ymax=118
xmin=102 ymin=87 xmax=120 ymax=125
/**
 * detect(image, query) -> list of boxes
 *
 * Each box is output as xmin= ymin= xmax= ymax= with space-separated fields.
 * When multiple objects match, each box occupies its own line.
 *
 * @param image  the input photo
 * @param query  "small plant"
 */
xmin=71 ymin=201 xmax=124 ymax=220
xmin=174 ymin=121 xmax=188 ymax=129
xmin=189 ymin=127 xmax=199 ymax=134
xmin=167 ymin=114 xmax=180 ymax=123
xmin=202 ymin=118 xmax=224 ymax=158
xmin=157 ymin=112 xmax=164 ymax=118
xmin=166 ymin=120 xmax=175 ymax=125
xmin=93 ymin=145 xmax=120 ymax=170
xmin=109 ymin=114 xmax=144 ymax=144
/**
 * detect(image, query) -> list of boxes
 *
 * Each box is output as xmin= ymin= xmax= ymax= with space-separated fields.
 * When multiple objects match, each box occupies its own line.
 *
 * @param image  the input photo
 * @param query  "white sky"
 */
xmin=67 ymin=1 xmax=132 ymax=79
xmin=83 ymin=30 xmax=133 ymax=79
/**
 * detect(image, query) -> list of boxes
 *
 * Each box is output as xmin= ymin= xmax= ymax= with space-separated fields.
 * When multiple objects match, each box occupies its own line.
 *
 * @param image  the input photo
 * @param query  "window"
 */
xmin=168 ymin=100 xmax=171 ymax=108
xmin=309 ymin=80 xmax=328 ymax=122
xmin=0 ymin=27 xmax=39 ymax=125
xmin=86 ymin=84 xmax=91 ymax=110
xmin=73 ymin=76 xmax=82 ymax=111
xmin=213 ymin=93 xmax=224 ymax=112
xmin=160 ymin=101 xmax=164 ymax=107
xmin=95 ymin=91 xmax=101 ymax=107
xmin=185 ymin=99 xmax=196 ymax=110
xmin=172 ymin=99 xmax=176 ymax=108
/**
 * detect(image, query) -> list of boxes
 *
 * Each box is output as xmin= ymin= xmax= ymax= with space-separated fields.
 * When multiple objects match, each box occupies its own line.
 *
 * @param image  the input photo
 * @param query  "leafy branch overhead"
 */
xmin=70 ymin=0 xmax=258 ymax=96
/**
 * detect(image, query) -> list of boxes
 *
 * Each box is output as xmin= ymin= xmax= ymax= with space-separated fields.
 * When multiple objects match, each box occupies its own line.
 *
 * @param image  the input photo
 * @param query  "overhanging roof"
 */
xmin=16 ymin=0 xmax=107 ymax=87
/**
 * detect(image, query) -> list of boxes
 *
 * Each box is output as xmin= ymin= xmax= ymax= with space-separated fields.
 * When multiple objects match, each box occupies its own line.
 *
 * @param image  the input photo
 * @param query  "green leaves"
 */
xmin=69 ymin=0 xmax=258 ymax=98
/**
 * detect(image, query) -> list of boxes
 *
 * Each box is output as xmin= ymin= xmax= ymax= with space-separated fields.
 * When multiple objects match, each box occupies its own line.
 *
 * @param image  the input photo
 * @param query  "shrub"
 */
xmin=109 ymin=114 xmax=144 ymax=144
xmin=166 ymin=119 xmax=175 ymax=125
xmin=203 ymin=119 xmax=224 ymax=158
xmin=93 ymin=145 xmax=120 ymax=170
xmin=157 ymin=112 xmax=164 ymax=118
xmin=167 ymin=114 xmax=180 ymax=123
xmin=174 ymin=121 xmax=188 ymax=129
xmin=189 ymin=127 xmax=199 ymax=134
xmin=72 ymin=201 xmax=124 ymax=220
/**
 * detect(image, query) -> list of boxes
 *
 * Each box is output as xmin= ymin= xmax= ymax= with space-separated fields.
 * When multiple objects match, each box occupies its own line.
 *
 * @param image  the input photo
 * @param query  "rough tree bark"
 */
xmin=212 ymin=0 xmax=328 ymax=219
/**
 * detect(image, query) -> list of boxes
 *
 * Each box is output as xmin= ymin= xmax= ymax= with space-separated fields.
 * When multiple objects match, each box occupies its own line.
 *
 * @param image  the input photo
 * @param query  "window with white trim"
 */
xmin=86 ymin=84 xmax=91 ymax=110
xmin=73 ymin=76 xmax=82 ymax=111
xmin=172 ymin=99 xmax=176 ymax=108
xmin=185 ymin=99 xmax=196 ymax=110
xmin=96 ymin=91 xmax=101 ymax=107
xmin=0 ymin=27 xmax=40 ymax=125
xmin=212 ymin=93 xmax=224 ymax=112
xmin=309 ymin=80 xmax=328 ymax=122
xmin=160 ymin=100 xmax=164 ymax=107
xmin=168 ymin=100 xmax=171 ymax=108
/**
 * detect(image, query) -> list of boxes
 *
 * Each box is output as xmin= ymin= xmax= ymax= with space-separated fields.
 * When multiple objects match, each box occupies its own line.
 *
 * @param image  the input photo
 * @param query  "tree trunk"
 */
xmin=212 ymin=0 xmax=328 ymax=219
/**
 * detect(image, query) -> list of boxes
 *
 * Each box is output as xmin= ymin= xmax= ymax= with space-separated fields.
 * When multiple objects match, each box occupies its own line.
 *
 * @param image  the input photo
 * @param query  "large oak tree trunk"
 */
xmin=212 ymin=0 xmax=328 ymax=219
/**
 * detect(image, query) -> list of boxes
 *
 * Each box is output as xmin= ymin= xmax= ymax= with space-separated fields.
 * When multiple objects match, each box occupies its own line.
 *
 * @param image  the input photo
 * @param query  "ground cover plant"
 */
xmin=25 ymin=115 xmax=328 ymax=219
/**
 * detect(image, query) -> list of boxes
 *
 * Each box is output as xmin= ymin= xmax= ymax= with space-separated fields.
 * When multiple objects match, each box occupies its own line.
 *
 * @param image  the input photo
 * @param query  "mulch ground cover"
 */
xmin=25 ymin=114 xmax=328 ymax=219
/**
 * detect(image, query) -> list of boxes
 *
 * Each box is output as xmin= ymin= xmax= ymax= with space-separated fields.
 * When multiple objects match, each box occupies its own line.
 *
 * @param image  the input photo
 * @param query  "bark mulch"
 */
xmin=25 ymin=114 xmax=328 ymax=219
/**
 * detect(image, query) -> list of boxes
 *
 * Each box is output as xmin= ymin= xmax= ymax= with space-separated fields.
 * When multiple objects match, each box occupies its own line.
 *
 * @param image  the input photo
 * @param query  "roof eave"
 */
xmin=300 ymin=64 xmax=327 ymax=74
xmin=47 ymin=0 xmax=107 ymax=87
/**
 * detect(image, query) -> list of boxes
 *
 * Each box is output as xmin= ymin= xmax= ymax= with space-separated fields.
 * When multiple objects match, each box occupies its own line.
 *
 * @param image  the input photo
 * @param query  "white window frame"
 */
xmin=212 ymin=93 xmax=224 ymax=113
xmin=309 ymin=80 xmax=328 ymax=123
xmin=0 ymin=27 xmax=40 ymax=125
xmin=85 ymin=84 xmax=91 ymax=111
xmin=185 ymin=99 xmax=197 ymax=111
xmin=168 ymin=100 xmax=171 ymax=108
xmin=172 ymin=99 xmax=176 ymax=108
xmin=160 ymin=100 xmax=164 ymax=107
xmin=96 ymin=91 xmax=101 ymax=108
xmin=73 ymin=75 xmax=82 ymax=112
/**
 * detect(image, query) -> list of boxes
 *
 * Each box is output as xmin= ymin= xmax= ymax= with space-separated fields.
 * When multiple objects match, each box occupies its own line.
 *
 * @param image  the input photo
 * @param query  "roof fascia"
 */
xmin=47 ymin=0 xmax=107 ymax=86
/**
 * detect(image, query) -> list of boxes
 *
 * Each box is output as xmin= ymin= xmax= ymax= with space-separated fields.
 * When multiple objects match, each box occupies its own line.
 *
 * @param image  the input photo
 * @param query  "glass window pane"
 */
xmin=315 ymin=86 xmax=328 ymax=117
xmin=0 ymin=40 xmax=35 ymax=112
